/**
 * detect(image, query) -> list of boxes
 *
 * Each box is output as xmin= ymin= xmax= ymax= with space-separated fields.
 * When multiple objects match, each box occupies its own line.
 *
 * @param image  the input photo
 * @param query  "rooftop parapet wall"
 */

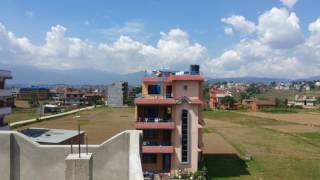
xmin=0 ymin=130 xmax=143 ymax=180
xmin=0 ymin=70 xmax=12 ymax=79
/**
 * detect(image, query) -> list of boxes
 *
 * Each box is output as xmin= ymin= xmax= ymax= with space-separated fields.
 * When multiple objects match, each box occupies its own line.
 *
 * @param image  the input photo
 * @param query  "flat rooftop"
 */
xmin=21 ymin=128 xmax=84 ymax=144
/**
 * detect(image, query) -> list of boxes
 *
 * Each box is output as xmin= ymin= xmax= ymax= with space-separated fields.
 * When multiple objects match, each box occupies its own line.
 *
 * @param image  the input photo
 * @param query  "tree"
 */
xmin=316 ymin=97 xmax=320 ymax=105
xmin=203 ymin=83 xmax=210 ymax=102
xmin=220 ymin=96 xmax=237 ymax=109
xmin=275 ymin=98 xmax=288 ymax=108
xmin=270 ymin=81 xmax=276 ymax=87
xmin=246 ymin=84 xmax=261 ymax=95
xmin=239 ymin=92 xmax=251 ymax=101
xmin=28 ymin=93 xmax=39 ymax=108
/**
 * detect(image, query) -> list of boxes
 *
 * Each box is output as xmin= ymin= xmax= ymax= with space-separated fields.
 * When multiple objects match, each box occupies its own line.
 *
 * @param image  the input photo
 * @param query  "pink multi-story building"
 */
xmin=134 ymin=65 xmax=204 ymax=174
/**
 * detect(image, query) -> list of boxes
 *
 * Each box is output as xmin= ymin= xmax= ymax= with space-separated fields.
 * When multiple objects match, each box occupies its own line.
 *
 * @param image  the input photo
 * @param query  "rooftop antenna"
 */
xmin=70 ymin=140 xmax=73 ymax=154
xmin=78 ymin=123 xmax=81 ymax=158
xmin=86 ymin=134 xmax=88 ymax=154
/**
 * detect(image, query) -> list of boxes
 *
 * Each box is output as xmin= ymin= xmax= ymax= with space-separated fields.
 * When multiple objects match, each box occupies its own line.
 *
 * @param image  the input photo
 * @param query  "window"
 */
xmin=148 ymin=85 xmax=161 ymax=94
xmin=142 ymin=154 xmax=157 ymax=163
xmin=181 ymin=109 xmax=189 ymax=163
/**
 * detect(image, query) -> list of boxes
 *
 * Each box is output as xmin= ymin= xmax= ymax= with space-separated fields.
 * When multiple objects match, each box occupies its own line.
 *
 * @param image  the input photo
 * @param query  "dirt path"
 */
xmin=240 ymin=112 xmax=320 ymax=126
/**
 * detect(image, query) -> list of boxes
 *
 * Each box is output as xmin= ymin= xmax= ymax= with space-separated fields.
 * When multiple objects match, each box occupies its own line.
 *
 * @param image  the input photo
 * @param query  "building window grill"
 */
xmin=148 ymin=85 xmax=161 ymax=94
xmin=181 ymin=109 xmax=189 ymax=163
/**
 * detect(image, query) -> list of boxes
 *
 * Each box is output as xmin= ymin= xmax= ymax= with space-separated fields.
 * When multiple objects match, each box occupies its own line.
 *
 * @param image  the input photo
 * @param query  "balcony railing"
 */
xmin=142 ymin=141 xmax=174 ymax=153
xmin=135 ymin=118 xmax=175 ymax=129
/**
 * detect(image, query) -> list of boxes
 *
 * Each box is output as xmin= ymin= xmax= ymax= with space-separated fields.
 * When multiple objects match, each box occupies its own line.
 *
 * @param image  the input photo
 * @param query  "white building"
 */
xmin=0 ymin=70 xmax=12 ymax=130
xmin=288 ymin=95 xmax=317 ymax=108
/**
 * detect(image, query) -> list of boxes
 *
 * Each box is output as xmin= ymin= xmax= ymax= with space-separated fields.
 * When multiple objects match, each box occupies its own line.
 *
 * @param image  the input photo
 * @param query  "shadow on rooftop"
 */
xmin=204 ymin=153 xmax=250 ymax=179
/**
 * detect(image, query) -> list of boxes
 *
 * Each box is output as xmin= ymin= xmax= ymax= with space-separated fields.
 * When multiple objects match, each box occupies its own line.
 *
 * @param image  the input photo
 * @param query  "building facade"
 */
xmin=209 ymin=86 xmax=233 ymax=109
xmin=107 ymin=82 xmax=128 ymax=107
xmin=134 ymin=65 xmax=204 ymax=174
xmin=242 ymin=99 xmax=276 ymax=111
xmin=0 ymin=70 xmax=12 ymax=130
xmin=17 ymin=87 xmax=50 ymax=101
xmin=288 ymin=95 xmax=317 ymax=108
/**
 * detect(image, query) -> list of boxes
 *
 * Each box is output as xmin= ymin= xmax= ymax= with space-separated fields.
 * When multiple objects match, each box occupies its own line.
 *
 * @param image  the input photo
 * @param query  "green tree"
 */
xmin=316 ymin=97 xmax=320 ymax=105
xmin=246 ymin=84 xmax=261 ymax=95
xmin=28 ymin=93 xmax=39 ymax=108
xmin=239 ymin=92 xmax=251 ymax=101
xmin=203 ymin=83 xmax=210 ymax=102
xmin=270 ymin=81 xmax=277 ymax=87
xmin=221 ymin=96 xmax=237 ymax=108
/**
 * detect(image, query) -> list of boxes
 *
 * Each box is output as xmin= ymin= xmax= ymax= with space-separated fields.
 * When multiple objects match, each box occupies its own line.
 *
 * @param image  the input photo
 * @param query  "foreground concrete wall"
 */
xmin=0 ymin=130 xmax=143 ymax=180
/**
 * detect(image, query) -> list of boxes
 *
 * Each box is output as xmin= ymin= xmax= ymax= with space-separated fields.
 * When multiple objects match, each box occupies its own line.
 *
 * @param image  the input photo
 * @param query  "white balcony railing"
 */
xmin=0 ymin=89 xmax=12 ymax=97
xmin=0 ymin=107 xmax=11 ymax=116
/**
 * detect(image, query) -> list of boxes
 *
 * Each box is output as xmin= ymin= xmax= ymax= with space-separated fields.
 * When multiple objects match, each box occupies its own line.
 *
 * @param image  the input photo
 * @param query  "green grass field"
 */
xmin=204 ymin=110 xmax=320 ymax=180
xmin=11 ymin=105 xmax=320 ymax=179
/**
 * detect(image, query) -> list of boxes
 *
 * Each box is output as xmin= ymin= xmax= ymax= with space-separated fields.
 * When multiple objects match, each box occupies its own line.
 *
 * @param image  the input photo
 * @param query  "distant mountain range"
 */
xmin=2 ymin=63 xmax=320 ymax=85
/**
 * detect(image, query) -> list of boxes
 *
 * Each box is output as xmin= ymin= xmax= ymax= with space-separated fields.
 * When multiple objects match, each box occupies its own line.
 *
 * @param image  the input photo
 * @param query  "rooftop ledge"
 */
xmin=0 ymin=70 xmax=12 ymax=79
xmin=135 ymin=122 xmax=175 ymax=129
xmin=142 ymin=145 xmax=174 ymax=154
xmin=143 ymin=75 xmax=204 ymax=82
xmin=135 ymin=97 xmax=203 ymax=105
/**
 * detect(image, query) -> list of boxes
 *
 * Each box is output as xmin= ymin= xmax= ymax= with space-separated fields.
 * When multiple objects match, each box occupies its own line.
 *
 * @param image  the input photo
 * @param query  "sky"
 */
xmin=0 ymin=0 xmax=320 ymax=79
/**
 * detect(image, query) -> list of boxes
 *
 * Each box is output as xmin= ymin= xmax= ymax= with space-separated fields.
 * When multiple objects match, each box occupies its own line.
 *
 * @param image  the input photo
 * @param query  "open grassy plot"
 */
xmin=12 ymin=107 xmax=320 ymax=179
xmin=240 ymin=111 xmax=320 ymax=126
xmin=204 ymin=110 xmax=320 ymax=180
xmin=16 ymin=107 xmax=135 ymax=144
xmin=5 ymin=100 xmax=39 ymax=123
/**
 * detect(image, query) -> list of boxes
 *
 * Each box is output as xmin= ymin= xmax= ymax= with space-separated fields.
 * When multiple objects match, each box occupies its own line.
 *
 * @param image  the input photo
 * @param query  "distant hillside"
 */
xmin=2 ymin=63 xmax=320 ymax=85
xmin=2 ymin=63 xmax=145 ymax=85
xmin=206 ymin=77 xmax=291 ymax=84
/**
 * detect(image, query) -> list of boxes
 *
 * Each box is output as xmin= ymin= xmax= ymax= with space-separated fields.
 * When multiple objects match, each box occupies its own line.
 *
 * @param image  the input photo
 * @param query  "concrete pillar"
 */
xmin=65 ymin=153 xmax=93 ymax=180
xmin=0 ymin=133 xmax=11 ymax=180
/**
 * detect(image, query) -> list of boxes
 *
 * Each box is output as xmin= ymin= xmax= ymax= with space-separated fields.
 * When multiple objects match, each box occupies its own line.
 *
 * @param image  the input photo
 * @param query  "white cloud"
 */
xmin=224 ymin=27 xmax=234 ymax=36
xmin=25 ymin=11 xmax=33 ymax=17
xmin=280 ymin=0 xmax=298 ymax=9
xmin=1 ymin=3 xmax=320 ymax=79
xmin=203 ymin=6 xmax=320 ymax=79
xmin=100 ymin=21 xmax=144 ymax=36
xmin=0 ymin=24 xmax=206 ymax=73
xmin=221 ymin=15 xmax=256 ymax=35
xmin=257 ymin=7 xmax=304 ymax=49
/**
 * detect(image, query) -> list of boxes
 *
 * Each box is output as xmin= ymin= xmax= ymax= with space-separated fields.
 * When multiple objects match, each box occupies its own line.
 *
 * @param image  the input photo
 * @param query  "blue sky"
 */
xmin=1 ymin=0 xmax=320 ymax=78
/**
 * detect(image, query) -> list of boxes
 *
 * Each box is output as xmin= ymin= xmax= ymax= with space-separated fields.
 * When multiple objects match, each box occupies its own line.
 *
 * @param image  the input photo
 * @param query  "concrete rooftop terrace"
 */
xmin=0 ymin=130 xmax=143 ymax=180
xmin=20 ymin=128 xmax=84 ymax=144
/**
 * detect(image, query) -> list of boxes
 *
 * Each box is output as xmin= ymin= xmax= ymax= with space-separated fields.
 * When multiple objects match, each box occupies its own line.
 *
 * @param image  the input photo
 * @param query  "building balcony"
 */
xmin=135 ymin=118 xmax=175 ymax=129
xmin=0 ymin=89 xmax=12 ymax=97
xmin=135 ymin=97 xmax=176 ymax=105
xmin=0 ymin=107 xmax=11 ymax=116
xmin=135 ymin=121 xmax=175 ymax=129
xmin=142 ymin=141 xmax=174 ymax=154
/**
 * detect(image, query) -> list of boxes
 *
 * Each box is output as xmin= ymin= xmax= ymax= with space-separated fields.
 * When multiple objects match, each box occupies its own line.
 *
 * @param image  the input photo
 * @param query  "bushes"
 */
xmin=260 ymin=107 xmax=298 ymax=113
xmin=172 ymin=168 xmax=207 ymax=179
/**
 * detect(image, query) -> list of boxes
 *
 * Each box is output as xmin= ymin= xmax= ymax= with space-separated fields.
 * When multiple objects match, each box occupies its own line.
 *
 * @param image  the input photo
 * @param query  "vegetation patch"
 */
xmin=298 ymin=132 xmax=320 ymax=145
xmin=203 ymin=128 xmax=216 ymax=134
xmin=260 ymin=107 xmax=298 ymax=113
